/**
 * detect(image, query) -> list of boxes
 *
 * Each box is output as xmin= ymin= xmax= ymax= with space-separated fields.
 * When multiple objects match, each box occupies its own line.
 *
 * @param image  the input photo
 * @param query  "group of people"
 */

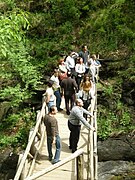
xmin=43 ymin=45 xmax=101 ymax=164
xmin=45 ymin=45 xmax=101 ymax=115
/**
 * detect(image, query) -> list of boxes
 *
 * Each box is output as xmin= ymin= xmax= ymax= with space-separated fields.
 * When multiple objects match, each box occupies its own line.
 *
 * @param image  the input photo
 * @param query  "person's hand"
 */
xmin=91 ymin=127 xmax=96 ymax=132
xmin=89 ymin=113 xmax=94 ymax=118
xmin=52 ymin=137 xmax=56 ymax=145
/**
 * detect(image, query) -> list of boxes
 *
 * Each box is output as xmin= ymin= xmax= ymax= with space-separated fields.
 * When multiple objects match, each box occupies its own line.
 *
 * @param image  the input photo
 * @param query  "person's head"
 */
xmin=80 ymin=57 xmax=83 ymax=64
xmin=49 ymin=105 xmax=57 ymax=115
xmin=68 ymin=51 xmax=73 ymax=56
xmin=77 ymin=57 xmax=83 ymax=64
xmin=59 ymin=59 xmax=65 ymax=65
xmin=71 ymin=52 xmax=79 ymax=59
xmin=83 ymin=74 xmax=90 ymax=82
xmin=54 ymin=69 xmax=59 ymax=77
xmin=67 ymin=71 xmax=71 ymax=77
xmin=82 ymin=45 xmax=88 ymax=52
xmin=76 ymin=99 xmax=83 ymax=107
xmin=91 ymin=54 xmax=96 ymax=60
xmin=48 ymin=80 xmax=54 ymax=87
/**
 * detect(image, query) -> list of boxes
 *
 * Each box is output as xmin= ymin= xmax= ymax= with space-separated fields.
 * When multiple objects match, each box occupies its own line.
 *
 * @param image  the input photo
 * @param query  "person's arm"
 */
xmin=88 ymin=52 xmax=90 ymax=59
xmin=82 ymin=107 xmax=93 ymax=117
xmin=75 ymin=107 xmax=95 ymax=131
xmin=78 ymin=51 xmax=82 ymax=58
xmin=80 ymin=82 xmax=83 ymax=90
xmin=46 ymin=92 xmax=50 ymax=104
xmin=90 ymin=81 xmax=96 ymax=98
xmin=60 ymin=82 xmax=64 ymax=96
xmin=73 ymin=79 xmax=78 ymax=92
xmin=61 ymin=88 xmax=64 ymax=96
xmin=75 ymin=64 xmax=79 ymax=73
xmin=82 ymin=64 xmax=86 ymax=73
xmin=65 ymin=58 xmax=70 ymax=70
xmin=51 ymin=121 xmax=56 ymax=144
xmin=59 ymin=64 xmax=67 ymax=73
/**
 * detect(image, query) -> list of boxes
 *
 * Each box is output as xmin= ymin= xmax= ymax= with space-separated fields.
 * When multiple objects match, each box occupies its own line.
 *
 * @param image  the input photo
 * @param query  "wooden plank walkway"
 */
xmin=32 ymin=97 xmax=90 ymax=180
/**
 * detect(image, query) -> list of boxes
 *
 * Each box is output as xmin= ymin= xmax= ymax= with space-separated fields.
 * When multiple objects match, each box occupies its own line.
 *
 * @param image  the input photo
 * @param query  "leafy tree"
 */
xmin=0 ymin=9 xmax=41 ymax=106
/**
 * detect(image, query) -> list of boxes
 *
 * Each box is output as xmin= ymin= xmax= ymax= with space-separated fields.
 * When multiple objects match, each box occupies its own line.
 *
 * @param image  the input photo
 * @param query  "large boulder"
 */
xmin=98 ymin=160 xmax=135 ymax=180
xmin=98 ymin=134 xmax=135 ymax=162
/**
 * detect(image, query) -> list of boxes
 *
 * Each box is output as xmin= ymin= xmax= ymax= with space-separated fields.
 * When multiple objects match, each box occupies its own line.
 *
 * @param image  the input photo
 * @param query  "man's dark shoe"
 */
xmin=69 ymin=146 xmax=72 ymax=150
xmin=66 ymin=111 xmax=70 ymax=115
xmin=49 ymin=157 xmax=52 ymax=161
xmin=52 ymin=160 xmax=61 ymax=164
xmin=58 ymin=108 xmax=63 ymax=112
xmin=72 ymin=149 xmax=77 ymax=153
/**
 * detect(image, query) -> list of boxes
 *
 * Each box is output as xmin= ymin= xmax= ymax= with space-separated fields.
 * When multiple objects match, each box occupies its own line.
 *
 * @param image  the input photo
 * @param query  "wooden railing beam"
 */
xmin=24 ymin=149 xmax=84 ymax=180
xmin=14 ymin=104 xmax=46 ymax=180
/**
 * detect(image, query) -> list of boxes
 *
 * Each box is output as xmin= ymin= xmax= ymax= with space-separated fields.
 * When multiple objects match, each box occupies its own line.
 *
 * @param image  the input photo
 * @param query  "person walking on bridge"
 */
xmin=61 ymin=71 xmax=78 ymax=115
xmin=50 ymin=69 xmax=63 ymax=112
xmin=78 ymin=45 xmax=90 ymax=74
xmin=43 ymin=105 xmax=61 ymax=164
xmin=44 ymin=80 xmax=55 ymax=112
xmin=68 ymin=99 xmax=95 ymax=153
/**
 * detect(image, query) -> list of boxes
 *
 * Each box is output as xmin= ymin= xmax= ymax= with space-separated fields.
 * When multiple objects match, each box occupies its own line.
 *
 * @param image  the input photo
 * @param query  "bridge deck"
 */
xmin=32 ymin=97 xmax=90 ymax=180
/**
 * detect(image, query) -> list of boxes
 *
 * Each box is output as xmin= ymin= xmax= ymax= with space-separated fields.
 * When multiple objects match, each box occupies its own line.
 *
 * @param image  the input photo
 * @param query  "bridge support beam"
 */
xmin=76 ymin=154 xmax=84 ymax=180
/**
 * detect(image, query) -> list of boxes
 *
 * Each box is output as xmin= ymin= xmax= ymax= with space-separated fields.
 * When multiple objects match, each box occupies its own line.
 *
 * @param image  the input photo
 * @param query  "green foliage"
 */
xmin=0 ymin=0 xmax=16 ymax=12
xmin=44 ymin=0 xmax=80 ymax=25
xmin=78 ymin=0 xmax=135 ymax=55
xmin=118 ymin=54 xmax=135 ymax=81
xmin=97 ymin=101 xmax=132 ymax=140
xmin=0 ymin=108 xmax=36 ymax=149
xmin=0 ymin=114 xmax=20 ymax=130
xmin=97 ymin=115 xmax=113 ymax=140
xmin=0 ymin=9 xmax=41 ymax=107
xmin=0 ymin=85 xmax=32 ymax=107
xmin=102 ymin=85 xmax=113 ymax=96
xmin=115 ymin=101 xmax=131 ymax=127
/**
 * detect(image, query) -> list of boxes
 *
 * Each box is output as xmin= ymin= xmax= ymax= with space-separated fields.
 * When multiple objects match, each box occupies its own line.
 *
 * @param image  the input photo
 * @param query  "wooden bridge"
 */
xmin=13 ymin=82 xmax=98 ymax=180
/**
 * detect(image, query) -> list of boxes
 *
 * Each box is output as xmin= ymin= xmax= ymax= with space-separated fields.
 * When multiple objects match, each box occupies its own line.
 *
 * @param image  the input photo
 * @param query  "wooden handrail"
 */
xmin=14 ymin=102 xmax=46 ymax=180
xmin=24 ymin=149 xmax=84 ymax=180
xmin=27 ymin=121 xmax=45 ymax=177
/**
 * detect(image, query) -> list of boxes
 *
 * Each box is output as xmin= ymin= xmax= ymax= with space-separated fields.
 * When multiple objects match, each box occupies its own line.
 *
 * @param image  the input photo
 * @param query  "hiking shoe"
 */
xmin=52 ymin=160 xmax=61 ymax=164
xmin=58 ymin=108 xmax=63 ymax=112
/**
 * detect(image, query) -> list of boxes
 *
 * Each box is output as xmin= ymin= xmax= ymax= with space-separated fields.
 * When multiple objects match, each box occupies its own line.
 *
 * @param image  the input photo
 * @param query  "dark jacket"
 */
xmin=61 ymin=77 xmax=78 ymax=96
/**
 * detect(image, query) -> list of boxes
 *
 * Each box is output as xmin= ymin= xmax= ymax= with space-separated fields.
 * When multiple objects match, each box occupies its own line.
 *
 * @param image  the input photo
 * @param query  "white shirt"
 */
xmin=75 ymin=63 xmax=86 ymax=75
xmin=65 ymin=56 xmax=75 ymax=70
xmin=58 ymin=64 xmax=67 ymax=73
xmin=50 ymin=75 xmax=60 ymax=90
xmin=89 ymin=58 xmax=101 ymax=77
xmin=46 ymin=87 xmax=55 ymax=102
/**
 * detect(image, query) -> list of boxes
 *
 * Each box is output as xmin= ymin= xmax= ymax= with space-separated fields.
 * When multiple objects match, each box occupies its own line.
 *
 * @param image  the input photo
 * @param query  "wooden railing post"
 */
xmin=17 ymin=153 xmax=24 ymax=180
xmin=76 ymin=154 xmax=84 ymax=180
xmin=93 ymin=86 xmax=98 ymax=180
xmin=28 ymin=128 xmax=36 ymax=156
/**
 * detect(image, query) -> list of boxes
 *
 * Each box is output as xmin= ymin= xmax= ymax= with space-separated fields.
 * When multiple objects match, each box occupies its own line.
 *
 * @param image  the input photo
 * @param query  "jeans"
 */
xmin=54 ymin=89 xmax=61 ymax=110
xmin=47 ymin=135 xmax=61 ymax=163
xmin=68 ymin=120 xmax=81 ymax=153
